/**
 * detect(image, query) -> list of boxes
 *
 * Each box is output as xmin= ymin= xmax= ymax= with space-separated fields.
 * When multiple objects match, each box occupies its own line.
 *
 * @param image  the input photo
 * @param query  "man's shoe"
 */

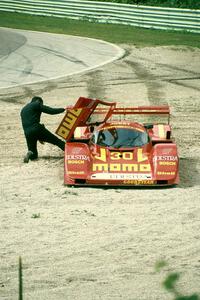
xmin=23 ymin=151 xmax=34 ymax=163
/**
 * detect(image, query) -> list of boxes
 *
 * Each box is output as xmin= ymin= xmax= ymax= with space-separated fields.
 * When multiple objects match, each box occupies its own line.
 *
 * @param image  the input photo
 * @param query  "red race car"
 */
xmin=56 ymin=97 xmax=179 ymax=186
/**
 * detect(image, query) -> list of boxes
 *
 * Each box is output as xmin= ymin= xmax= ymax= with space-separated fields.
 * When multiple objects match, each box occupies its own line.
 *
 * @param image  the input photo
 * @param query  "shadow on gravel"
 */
xmin=39 ymin=156 xmax=63 ymax=160
xmin=179 ymin=157 xmax=199 ymax=188
xmin=70 ymin=184 xmax=174 ymax=190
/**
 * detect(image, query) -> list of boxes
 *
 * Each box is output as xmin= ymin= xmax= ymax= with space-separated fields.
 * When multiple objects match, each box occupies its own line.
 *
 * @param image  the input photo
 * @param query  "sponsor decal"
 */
xmin=159 ymin=161 xmax=176 ymax=166
xmin=93 ymin=149 xmax=150 ymax=174
xmin=102 ymin=125 xmax=144 ymax=132
xmin=67 ymin=155 xmax=89 ymax=161
xmin=91 ymin=173 xmax=152 ymax=180
xmin=160 ymin=148 xmax=174 ymax=155
xmin=68 ymin=171 xmax=84 ymax=175
xmin=71 ymin=147 xmax=85 ymax=155
xmin=92 ymin=163 xmax=151 ymax=172
xmin=157 ymin=171 xmax=175 ymax=175
xmin=68 ymin=160 xmax=85 ymax=164
xmin=103 ymin=125 xmax=130 ymax=130
xmin=57 ymin=108 xmax=82 ymax=139
xmin=123 ymin=180 xmax=154 ymax=185
xmin=154 ymin=156 xmax=178 ymax=161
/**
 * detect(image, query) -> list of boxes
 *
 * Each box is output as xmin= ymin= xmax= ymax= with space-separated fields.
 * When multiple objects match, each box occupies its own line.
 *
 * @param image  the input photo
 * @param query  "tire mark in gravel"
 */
xmin=10 ymin=52 xmax=46 ymax=79
xmin=155 ymin=62 xmax=200 ymax=77
xmin=131 ymin=54 xmax=200 ymax=92
xmin=86 ymin=70 xmax=106 ymax=100
xmin=166 ymin=77 xmax=200 ymax=92
xmin=0 ymin=81 xmax=57 ymax=104
xmin=124 ymin=58 xmax=199 ymax=188
xmin=55 ymin=77 xmax=87 ymax=90
xmin=125 ymin=60 xmax=164 ymax=104
xmin=0 ymin=75 xmax=87 ymax=104
xmin=131 ymin=53 xmax=200 ymax=77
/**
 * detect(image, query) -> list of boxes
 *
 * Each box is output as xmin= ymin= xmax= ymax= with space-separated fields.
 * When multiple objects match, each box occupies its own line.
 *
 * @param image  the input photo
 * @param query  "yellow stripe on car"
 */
xmin=158 ymin=125 xmax=165 ymax=138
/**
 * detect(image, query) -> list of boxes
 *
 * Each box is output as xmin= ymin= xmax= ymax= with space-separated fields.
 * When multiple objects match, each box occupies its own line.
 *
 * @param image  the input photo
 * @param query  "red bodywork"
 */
xmin=56 ymin=97 xmax=179 ymax=186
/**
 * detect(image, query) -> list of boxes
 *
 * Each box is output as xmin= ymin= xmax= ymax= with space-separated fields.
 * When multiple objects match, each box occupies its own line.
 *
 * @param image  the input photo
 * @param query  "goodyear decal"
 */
xmin=123 ymin=180 xmax=154 ymax=185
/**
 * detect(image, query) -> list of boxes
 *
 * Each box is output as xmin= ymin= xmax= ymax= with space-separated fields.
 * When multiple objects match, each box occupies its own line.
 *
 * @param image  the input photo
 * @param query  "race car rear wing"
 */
xmin=93 ymin=105 xmax=170 ymax=124
xmin=92 ymin=105 xmax=169 ymax=115
xmin=113 ymin=106 xmax=170 ymax=115
xmin=56 ymin=97 xmax=170 ymax=141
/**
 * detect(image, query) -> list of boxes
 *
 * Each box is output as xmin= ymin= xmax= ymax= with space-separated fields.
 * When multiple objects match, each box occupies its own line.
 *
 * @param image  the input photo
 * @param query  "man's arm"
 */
xmin=41 ymin=104 xmax=65 ymax=115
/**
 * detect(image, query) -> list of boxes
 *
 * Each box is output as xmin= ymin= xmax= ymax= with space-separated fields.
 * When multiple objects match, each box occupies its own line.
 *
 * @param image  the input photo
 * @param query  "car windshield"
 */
xmin=93 ymin=127 xmax=149 ymax=148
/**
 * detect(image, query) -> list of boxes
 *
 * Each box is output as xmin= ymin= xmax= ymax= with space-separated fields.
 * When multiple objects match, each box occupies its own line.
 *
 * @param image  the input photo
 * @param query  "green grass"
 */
xmin=0 ymin=12 xmax=200 ymax=48
xmin=156 ymin=260 xmax=200 ymax=300
xmin=86 ymin=0 xmax=200 ymax=9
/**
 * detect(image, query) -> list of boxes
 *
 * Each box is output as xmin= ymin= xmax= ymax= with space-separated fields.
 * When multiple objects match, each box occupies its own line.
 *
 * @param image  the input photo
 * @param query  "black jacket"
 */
xmin=21 ymin=101 xmax=64 ymax=134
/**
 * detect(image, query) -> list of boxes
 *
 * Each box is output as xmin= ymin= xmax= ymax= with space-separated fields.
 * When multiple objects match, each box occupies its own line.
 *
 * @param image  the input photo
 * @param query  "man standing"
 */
xmin=21 ymin=96 xmax=65 ymax=163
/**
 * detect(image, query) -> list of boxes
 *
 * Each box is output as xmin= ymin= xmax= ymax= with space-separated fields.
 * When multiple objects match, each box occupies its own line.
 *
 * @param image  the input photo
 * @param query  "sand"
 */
xmin=0 ymin=44 xmax=200 ymax=300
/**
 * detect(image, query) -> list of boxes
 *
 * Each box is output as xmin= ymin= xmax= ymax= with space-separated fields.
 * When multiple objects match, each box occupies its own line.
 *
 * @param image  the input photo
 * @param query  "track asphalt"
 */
xmin=0 ymin=27 xmax=124 ymax=89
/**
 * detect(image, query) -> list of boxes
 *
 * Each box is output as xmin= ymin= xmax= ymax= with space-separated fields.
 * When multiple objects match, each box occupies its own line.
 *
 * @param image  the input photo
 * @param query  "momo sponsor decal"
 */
xmin=92 ymin=163 xmax=151 ymax=172
xmin=93 ymin=148 xmax=150 ymax=173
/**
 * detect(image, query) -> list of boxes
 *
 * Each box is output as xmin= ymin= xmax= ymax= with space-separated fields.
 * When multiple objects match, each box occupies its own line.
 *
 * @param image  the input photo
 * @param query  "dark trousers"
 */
xmin=25 ymin=124 xmax=65 ymax=160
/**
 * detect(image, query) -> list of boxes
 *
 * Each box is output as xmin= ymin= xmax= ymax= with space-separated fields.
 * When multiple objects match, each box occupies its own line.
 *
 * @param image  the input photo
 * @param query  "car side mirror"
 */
xmin=144 ymin=124 xmax=153 ymax=129
xmin=166 ymin=131 xmax=171 ymax=139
